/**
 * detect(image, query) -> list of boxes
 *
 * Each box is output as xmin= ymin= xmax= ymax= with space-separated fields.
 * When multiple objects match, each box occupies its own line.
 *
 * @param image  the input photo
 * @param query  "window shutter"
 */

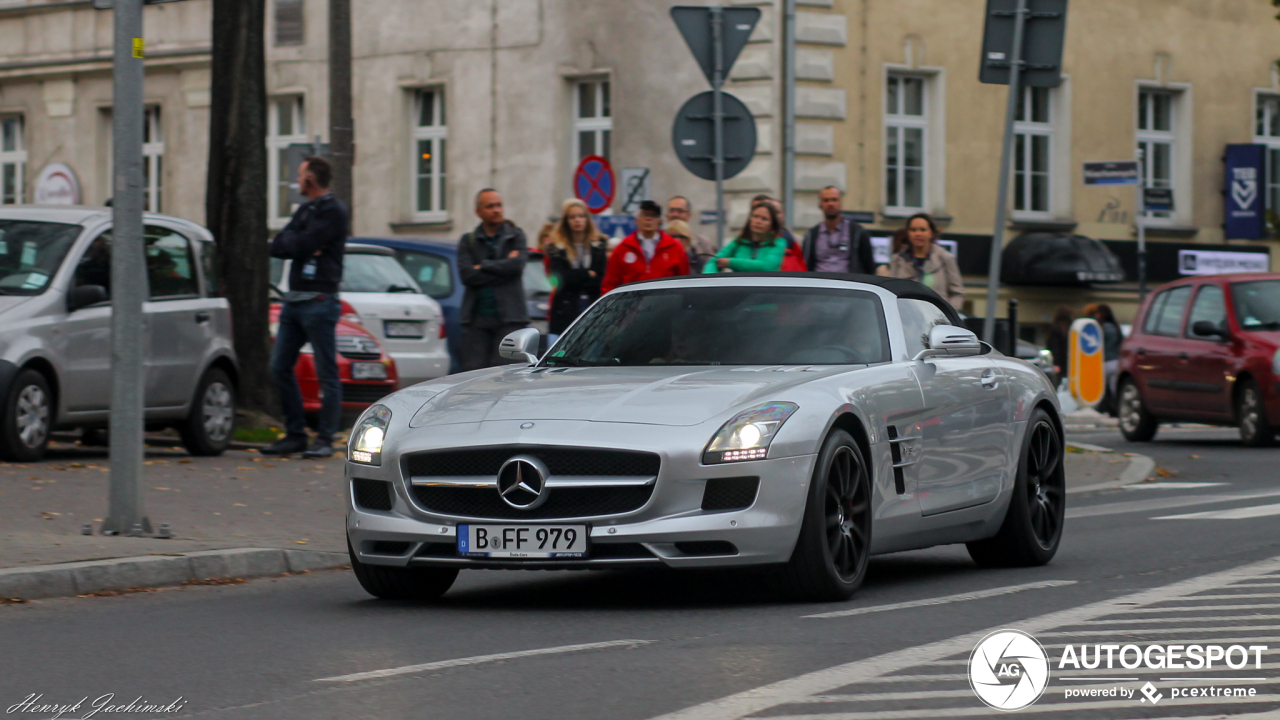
xmin=275 ymin=0 xmax=304 ymax=47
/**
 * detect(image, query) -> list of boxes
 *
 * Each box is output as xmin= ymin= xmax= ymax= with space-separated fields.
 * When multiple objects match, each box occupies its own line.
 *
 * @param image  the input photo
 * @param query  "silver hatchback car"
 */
xmin=0 ymin=207 xmax=237 ymax=461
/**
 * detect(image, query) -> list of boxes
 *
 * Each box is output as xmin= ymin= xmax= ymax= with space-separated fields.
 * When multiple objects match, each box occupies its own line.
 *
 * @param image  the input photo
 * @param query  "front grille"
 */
xmin=701 ymin=477 xmax=760 ymax=513
xmin=353 ymin=478 xmax=393 ymax=511
xmin=342 ymin=383 xmax=391 ymax=404
xmin=404 ymin=446 xmax=660 ymax=478
xmin=413 ymin=485 xmax=653 ymax=520
xmin=337 ymin=334 xmax=381 ymax=360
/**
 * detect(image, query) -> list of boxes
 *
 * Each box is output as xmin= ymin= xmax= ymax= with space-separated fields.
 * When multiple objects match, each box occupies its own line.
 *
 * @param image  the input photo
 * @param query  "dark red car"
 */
xmin=1117 ymin=273 xmax=1280 ymax=446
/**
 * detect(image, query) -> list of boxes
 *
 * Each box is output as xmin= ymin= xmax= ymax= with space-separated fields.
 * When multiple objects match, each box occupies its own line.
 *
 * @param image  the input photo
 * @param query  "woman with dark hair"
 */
xmin=703 ymin=202 xmax=787 ymax=273
xmin=545 ymin=198 xmax=608 ymax=336
xmin=886 ymin=212 xmax=965 ymax=309
xmin=1089 ymin=302 xmax=1124 ymax=413
xmin=1045 ymin=304 xmax=1074 ymax=381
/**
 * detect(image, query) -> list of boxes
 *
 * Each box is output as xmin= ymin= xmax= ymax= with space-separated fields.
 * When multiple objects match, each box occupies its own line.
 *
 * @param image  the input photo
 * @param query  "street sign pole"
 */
xmin=782 ymin=0 xmax=797 ymax=231
xmin=981 ymin=0 xmax=1028 ymax=346
xmin=103 ymin=0 xmax=150 ymax=536
xmin=711 ymin=7 xmax=725 ymax=247
xmin=1136 ymin=146 xmax=1147 ymax=304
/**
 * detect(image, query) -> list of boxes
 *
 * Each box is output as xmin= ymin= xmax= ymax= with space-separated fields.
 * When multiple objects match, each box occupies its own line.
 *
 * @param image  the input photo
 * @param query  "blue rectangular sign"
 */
xmin=1224 ymin=144 xmax=1266 ymax=240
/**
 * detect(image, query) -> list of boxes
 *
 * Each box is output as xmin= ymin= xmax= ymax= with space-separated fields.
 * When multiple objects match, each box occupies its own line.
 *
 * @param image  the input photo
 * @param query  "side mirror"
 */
xmin=498 ymin=327 xmax=541 ymax=365
xmin=913 ymin=324 xmax=982 ymax=361
xmin=67 ymin=285 xmax=109 ymax=313
xmin=1191 ymin=320 xmax=1228 ymax=340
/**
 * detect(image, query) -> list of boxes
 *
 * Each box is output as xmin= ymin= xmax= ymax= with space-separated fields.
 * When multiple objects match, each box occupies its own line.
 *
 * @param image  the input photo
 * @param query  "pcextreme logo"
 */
xmin=968 ymin=630 xmax=1050 ymax=711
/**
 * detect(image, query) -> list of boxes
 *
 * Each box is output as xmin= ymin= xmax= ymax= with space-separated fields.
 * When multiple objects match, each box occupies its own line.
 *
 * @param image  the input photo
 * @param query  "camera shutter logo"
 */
xmin=969 ymin=630 xmax=1050 ymax=711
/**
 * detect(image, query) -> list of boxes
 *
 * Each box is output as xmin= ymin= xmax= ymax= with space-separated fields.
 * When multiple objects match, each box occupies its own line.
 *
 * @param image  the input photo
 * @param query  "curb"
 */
xmin=1066 ymin=442 xmax=1157 ymax=495
xmin=0 ymin=548 xmax=349 ymax=601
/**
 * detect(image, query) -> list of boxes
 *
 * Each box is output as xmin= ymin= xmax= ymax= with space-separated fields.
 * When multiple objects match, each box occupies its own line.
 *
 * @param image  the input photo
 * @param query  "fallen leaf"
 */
xmin=1189 ymin=454 xmax=1200 ymax=459
xmin=1156 ymin=467 xmax=1176 ymax=478
xmin=154 ymin=487 xmax=170 ymax=491
xmin=179 ymin=459 xmax=192 ymax=464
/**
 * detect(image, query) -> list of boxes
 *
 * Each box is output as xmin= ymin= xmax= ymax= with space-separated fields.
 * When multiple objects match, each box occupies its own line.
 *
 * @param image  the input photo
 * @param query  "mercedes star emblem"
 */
xmin=496 ymin=455 xmax=550 ymax=510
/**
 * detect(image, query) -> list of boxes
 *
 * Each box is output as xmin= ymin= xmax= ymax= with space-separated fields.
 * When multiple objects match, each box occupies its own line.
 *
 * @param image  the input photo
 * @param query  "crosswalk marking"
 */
xmin=1156 ymin=502 xmax=1280 ymax=520
xmin=802 ymin=580 xmax=1076 ymax=619
xmin=1067 ymin=487 xmax=1280 ymax=519
xmin=1128 ymin=482 xmax=1228 ymax=490
xmin=756 ymin=695 xmax=1280 ymax=720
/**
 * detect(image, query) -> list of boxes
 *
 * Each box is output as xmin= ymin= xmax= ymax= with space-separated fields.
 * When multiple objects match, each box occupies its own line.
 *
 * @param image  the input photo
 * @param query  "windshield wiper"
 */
xmin=385 ymin=284 xmax=419 ymax=293
xmin=1244 ymin=321 xmax=1280 ymax=330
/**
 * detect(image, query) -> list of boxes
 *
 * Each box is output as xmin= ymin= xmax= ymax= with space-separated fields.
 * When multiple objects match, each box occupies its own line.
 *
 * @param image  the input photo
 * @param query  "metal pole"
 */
xmin=329 ymin=0 xmax=354 ymax=214
xmin=711 ymin=6 xmax=725 ymax=247
xmin=1135 ymin=146 xmax=1147 ymax=304
xmin=103 ymin=0 xmax=149 ymax=536
xmin=782 ymin=0 xmax=797 ymax=231
xmin=982 ymin=0 xmax=1029 ymax=345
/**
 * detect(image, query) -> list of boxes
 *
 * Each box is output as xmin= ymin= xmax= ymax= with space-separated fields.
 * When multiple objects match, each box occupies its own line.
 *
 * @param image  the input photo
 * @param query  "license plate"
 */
xmin=384 ymin=320 xmax=425 ymax=339
xmin=351 ymin=362 xmax=387 ymax=380
xmin=457 ymin=524 xmax=588 ymax=559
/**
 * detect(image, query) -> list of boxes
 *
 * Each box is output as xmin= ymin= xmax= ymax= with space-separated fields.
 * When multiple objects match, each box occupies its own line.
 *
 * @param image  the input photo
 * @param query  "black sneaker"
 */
xmin=261 ymin=437 xmax=309 ymax=456
xmin=302 ymin=441 xmax=334 ymax=459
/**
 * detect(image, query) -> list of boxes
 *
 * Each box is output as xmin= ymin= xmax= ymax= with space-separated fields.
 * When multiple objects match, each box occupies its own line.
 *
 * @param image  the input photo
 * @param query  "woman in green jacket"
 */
xmin=702 ymin=202 xmax=787 ymax=273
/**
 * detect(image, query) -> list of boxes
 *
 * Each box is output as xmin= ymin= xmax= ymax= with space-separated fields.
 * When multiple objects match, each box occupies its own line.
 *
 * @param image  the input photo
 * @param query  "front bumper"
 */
xmin=346 ymin=419 xmax=816 ymax=570
xmin=388 ymin=350 xmax=449 ymax=387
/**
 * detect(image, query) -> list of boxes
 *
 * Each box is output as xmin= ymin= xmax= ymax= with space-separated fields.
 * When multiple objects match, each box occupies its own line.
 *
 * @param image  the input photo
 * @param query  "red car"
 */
xmin=268 ymin=300 xmax=398 ymax=420
xmin=1117 ymin=272 xmax=1280 ymax=446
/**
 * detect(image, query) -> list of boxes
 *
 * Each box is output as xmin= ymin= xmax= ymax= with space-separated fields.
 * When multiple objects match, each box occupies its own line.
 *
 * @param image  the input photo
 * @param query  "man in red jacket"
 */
xmin=600 ymin=200 xmax=690 ymax=294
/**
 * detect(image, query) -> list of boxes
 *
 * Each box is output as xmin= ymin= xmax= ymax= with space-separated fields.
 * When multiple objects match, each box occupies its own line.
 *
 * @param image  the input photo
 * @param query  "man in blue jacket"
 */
xmin=263 ymin=156 xmax=349 ymax=458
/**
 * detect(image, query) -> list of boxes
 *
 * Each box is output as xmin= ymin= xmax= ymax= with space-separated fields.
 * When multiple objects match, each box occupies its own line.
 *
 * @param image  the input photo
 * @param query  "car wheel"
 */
xmin=349 ymin=539 xmax=459 ymax=601
xmin=1117 ymin=378 xmax=1158 ymax=442
xmin=967 ymin=408 xmax=1065 ymax=568
xmin=0 ymin=369 xmax=52 ymax=462
xmin=781 ymin=429 xmax=872 ymax=602
xmin=1236 ymin=379 xmax=1275 ymax=448
xmin=179 ymin=368 xmax=235 ymax=457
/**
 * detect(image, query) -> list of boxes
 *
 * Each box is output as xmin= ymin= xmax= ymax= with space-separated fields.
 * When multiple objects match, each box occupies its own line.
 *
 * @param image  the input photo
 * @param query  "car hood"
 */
xmin=0 ymin=295 xmax=34 ymax=316
xmin=408 ymin=365 xmax=853 ymax=427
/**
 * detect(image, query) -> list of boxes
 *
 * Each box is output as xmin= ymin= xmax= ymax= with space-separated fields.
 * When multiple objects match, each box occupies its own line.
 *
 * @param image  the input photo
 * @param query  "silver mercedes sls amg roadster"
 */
xmin=345 ymin=273 xmax=1066 ymax=602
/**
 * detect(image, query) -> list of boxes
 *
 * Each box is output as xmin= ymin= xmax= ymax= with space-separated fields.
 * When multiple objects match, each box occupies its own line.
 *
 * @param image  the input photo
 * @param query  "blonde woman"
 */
xmin=545 ymin=199 xmax=609 ymax=335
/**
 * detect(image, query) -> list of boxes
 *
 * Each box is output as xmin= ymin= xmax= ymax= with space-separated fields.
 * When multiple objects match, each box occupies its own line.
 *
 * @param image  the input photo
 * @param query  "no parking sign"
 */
xmin=573 ymin=155 xmax=615 ymax=215
xmin=1069 ymin=318 xmax=1104 ymax=406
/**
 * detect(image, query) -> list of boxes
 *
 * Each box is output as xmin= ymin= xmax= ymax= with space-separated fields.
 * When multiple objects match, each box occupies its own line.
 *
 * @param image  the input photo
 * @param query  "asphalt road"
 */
xmin=3 ymin=426 xmax=1279 ymax=720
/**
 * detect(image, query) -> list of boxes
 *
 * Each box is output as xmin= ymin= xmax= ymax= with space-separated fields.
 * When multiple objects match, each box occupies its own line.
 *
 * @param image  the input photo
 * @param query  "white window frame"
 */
xmin=572 ymin=79 xmax=612 ymax=167
xmin=1254 ymin=92 xmax=1280 ymax=214
xmin=883 ymin=72 xmax=931 ymax=215
xmin=0 ymin=115 xmax=26 ymax=205
xmin=1136 ymin=84 xmax=1192 ymax=227
xmin=142 ymin=106 xmax=163 ymax=213
xmin=267 ymin=96 xmax=307 ymax=229
xmin=411 ymin=88 xmax=448 ymax=222
xmin=1012 ymin=86 xmax=1054 ymax=218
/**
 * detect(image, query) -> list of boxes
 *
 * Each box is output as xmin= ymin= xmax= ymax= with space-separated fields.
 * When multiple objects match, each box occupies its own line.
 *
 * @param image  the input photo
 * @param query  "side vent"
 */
xmin=887 ymin=426 xmax=906 ymax=495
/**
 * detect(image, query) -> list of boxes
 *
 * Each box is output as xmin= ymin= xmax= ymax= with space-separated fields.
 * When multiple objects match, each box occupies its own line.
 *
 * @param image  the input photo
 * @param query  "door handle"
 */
xmin=1136 ymin=347 xmax=1147 ymax=356
xmin=195 ymin=311 xmax=210 ymax=324
xmin=980 ymin=371 xmax=999 ymax=389
xmin=1178 ymin=351 xmax=1189 ymax=360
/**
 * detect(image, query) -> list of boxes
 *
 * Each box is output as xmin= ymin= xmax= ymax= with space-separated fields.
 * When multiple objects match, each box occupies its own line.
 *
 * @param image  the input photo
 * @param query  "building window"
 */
xmin=1137 ymin=89 xmax=1176 ymax=220
xmin=0 ymin=116 xmax=25 ymax=205
xmin=142 ymin=106 xmax=163 ymax=213
xmin=412 ymin=89 xmax=447 ymax=218
xmin=274 ymin=0 xmax=304 ymax=46
xmin=573 ymin=80 xmax=611 ymax=164
xmin=1014 ymin=86 xmax=1052 ymax=214
xmin=885 ymin=74 xmax=927 ymax=212
xmin=267 ymin=96 xmax=306 ymax=226
xmin=1255 ymin=94 xmax=1280 ymax=212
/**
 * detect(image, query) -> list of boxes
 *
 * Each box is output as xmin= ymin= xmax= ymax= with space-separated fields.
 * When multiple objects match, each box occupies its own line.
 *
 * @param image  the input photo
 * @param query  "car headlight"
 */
xmin=349 ymin=405 xmax=391 ymax=465
xmin=703 ymin=402 xmax=798 ymax=464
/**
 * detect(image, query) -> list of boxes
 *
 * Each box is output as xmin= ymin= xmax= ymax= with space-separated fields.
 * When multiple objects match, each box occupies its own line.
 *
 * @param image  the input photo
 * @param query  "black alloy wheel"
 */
xmin=825 ymin=445 xmax=872 ymax=582
xmin=1024 ymin=419 xmax=1065 ymax=548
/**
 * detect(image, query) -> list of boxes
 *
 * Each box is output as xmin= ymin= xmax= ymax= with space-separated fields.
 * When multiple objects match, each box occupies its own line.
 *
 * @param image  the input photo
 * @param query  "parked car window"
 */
xmin=145 ymin=226 xmax=199 ymax=298
xmin=341 ymin=253 xmax=421 ymax=294
xmin=1186 ymin=284 xmax=1227 ymax=339
xmin=1146 ymin=286 xmax=1191 ymax=337
xmin=74 ymin=231 xmax=113 ymax=297
xmin=397 ymin=249 xmax=453 ymax=299
xmin=195 ymin=238 xmax=218 ymax=296
xmin=523 ymin=253 xmax=553 ymax=295
xmin=0 ymin=220 xmax=81 ymax=295
xmin=1231 ymin=279 xmax=1280 ymax=331
xmin=898 ymin=298 xmax=952 ymax=359
xmin=546 ymin=286 xmax=889 ymax=366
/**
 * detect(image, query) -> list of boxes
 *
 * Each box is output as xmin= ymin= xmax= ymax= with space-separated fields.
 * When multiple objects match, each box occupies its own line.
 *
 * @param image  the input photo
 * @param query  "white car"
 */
xmin=273 ymin=244 xmax=448 ymax=387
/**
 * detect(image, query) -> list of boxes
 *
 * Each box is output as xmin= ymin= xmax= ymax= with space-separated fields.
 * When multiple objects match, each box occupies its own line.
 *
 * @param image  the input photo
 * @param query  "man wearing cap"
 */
xmin=601 ymin=200 xmax=690 ymax=294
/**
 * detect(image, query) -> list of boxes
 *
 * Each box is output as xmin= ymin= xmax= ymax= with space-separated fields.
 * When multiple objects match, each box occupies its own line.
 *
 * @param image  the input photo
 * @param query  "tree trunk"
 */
xmin=206 ymin=0 xmax=272 ymax=415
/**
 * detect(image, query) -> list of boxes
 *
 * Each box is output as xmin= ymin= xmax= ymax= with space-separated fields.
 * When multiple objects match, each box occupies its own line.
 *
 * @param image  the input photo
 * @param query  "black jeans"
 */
xmin=271 ymin=295 xmax=342 ymax=444
xmin=460 ymin=315 xmax=528 ymax=372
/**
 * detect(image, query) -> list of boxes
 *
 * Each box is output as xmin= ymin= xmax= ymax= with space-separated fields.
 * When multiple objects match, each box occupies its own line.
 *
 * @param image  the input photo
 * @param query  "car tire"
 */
xmin=1117 ymin=378 xmax=1158 ymax=442
xmin=1236 ymin=379 xmax=1276 ymax=448
xmin=179 ymin=367 xmax=235 ymax=457
xmin=967 ymin=408 xmax=1065 ymax=568
xmin=349 ymin=540 xmax=458 ymax=601
xmin=0 ymin=369 xmax=52 ymax=462
xmin=780 ymin=429 xmax=872 ymax=602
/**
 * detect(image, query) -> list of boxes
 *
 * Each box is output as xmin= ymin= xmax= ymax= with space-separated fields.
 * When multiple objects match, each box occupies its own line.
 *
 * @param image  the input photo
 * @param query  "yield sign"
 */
xmin=671 ymin=6 xmax=760 ymax=86
xmin=574 ymin=155 xmax=615 ymax=214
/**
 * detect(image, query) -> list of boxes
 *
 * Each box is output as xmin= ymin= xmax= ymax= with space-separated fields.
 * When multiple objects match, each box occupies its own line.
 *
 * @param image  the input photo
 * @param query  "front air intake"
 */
xmin=701 ymin=477 xmax=760 ymax=513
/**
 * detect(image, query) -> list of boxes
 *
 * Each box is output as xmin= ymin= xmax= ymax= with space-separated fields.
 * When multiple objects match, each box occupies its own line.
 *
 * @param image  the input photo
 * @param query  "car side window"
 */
xmin=193 ymin=237 xmax=218 ymax=297
xmin=898 ymin=298 xmax=951 ymax=358
xmin=399 ymin=250 xmax=453 ymax=299
xmin=1186 ymin=285 xmax=1226 ymax=339
xmin=145 ymin=226 xmax=199 ymax=299
xmin=1148 ymin=286 xmax=1191 ymax=337
xmin=73 ymin=231 xmax=112 ymax=298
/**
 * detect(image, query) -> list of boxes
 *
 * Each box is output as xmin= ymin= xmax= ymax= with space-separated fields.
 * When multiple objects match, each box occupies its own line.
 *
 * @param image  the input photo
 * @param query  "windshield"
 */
xmin=1232 ymin=280 xmax=1280 ymax=330
xmin=0 ymin=220 xmax=82 ymax=295
xmin=341 ymin=253 xmax=421 ymax=294
xmin=545 ymin=285 xmax=889 ymax=367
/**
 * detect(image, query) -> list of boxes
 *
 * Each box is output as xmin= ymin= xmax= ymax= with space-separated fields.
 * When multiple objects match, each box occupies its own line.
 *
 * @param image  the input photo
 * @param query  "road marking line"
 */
xmin=1067 ymin=487 xmax=1280 ymax=519
xmin=1078 ymin=613 xmax=1280 ymax=625
xmin=1037 ymin=623 xmax=1280 ymax=637
xmin=801 ymin=580 xmax=1076 ymax=619
xmin=1158 ymin=592 xmax=1280 ymax=600
xmin=1156 ymin=502 xmax=1280 ymax=520
xmin=315 ymin=639 xmax=651 ymax=683
xmin=1056 ymin=662 xmax=1280 ymax=678
xmin=1125 ymin=482 xmax=1227 ymax=490
xmin=1104 ymin=602 xmax=1280 ymax=614
xmin=756 ymin=695 xmax=1280 ymax=719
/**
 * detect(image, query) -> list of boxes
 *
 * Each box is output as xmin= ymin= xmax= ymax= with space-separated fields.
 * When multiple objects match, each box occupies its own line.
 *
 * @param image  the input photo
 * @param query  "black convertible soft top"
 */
xmin=625 ymin=271 xmax=963 ymax=325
